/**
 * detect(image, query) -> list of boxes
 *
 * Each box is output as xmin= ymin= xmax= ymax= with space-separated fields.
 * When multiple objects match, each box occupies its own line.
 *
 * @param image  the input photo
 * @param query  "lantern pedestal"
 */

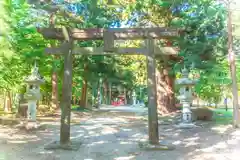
xmin=176 ymin=100 xmax=196 ymax=128
xmin=16 ymin=121 xmax=46 ymax=131
xmin=27 ymin=100 xmax=37 ymax=121
xmin=176 ymin=122 xmax=196 ymax=129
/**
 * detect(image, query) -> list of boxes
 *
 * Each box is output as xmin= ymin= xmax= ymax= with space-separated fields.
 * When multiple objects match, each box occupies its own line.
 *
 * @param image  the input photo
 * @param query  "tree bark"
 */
xmin=60 ymin=40 xmax=73 ymax=145
xmin=103 ymin=80 xmax=108 ymax=104
xmin=4 ymin=91 xmax=12 ymax=112
xmin=123 ymin=88 xmax=127 ymax=105
xmin=96 ymin=80 xmax=101 ymax=106
xmin=73 ymin=96 xmax=76 ymax=105
xmin=80 ymin=64 xmax=88 ymax=108
xmin=3 ymin=91 xmax=6 ymax=111
xmin=51 ymin=70 xmax=59 ymax=109
xmin=108 ymin=82 xmax=112 ymax=104
xmin=80 ymin=79 xmax=88 ymax=108
xmin=17 ymin=94 xmax=28 ymax=118
xmin=227 ymin=2 xmax=240 ymax=128
xmin=78 ymin=96 xmax=81 ymax=105
xmin=126 ymin=90 xmax=131 ymax=105
xmin=50 ymin=13 xmax=59 ymax=109
xmin=156 ymin=63 xmax=176 ymax=115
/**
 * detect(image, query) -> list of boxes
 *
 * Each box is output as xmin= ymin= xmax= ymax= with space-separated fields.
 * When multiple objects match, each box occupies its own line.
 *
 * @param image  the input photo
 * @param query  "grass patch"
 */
xmin=71 ymin=105 xmax=92 ymax=112
xmin=211 ymin=108 xmax=233 ymax=125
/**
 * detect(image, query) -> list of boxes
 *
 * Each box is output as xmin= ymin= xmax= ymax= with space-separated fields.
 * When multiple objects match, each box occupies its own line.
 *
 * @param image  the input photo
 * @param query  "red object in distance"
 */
xmin=166 ymin=41 xmax=172 ymax=46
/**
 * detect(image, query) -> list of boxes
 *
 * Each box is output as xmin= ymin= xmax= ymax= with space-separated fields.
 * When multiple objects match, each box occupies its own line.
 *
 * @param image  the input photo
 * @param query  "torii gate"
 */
xmin=38 ymin=27 xmax=179 ymax=147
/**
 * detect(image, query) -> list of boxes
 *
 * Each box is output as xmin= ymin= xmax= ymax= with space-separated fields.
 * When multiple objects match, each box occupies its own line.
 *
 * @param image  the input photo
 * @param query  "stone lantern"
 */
xmin=24 ymin=63 xmax=44 ymax=121
xmin=176 ymin=68 xmax=198 ymax=128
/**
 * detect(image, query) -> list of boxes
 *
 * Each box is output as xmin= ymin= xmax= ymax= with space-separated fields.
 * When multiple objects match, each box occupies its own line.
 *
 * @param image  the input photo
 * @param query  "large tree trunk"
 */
xmin=51 ymin=70 xmax=59 ymax=109
xmin=96 ymin=80 xmax=101 ymax=106
xmin=4 ymin=91 xmax=12 ymax=112
xmin=17 ymin=94 xmax=27 ymax=118
xmin=80 ymin=79 xmax=88 ymax=108
xmin=108 ymin=82 xmax=112 ymax=104
xmin=3 ymin=92 xmax=6 ymax=111
xmin=80 ymin=64 xmax=88 ymax=108
xmin=103 ymin=80 xmax=108 ymax=104
xmin=123 ymin=88 xmax=127 ymax=105
xmin=156 ymin=64 xmax=176 ymax=115
xmin=80 ymin=80 xmax=88 ymax=108
xmin=73 ymin=96 xmax=76 ymax=105
xmin=50 ymin=14 xmax=59 ymax=110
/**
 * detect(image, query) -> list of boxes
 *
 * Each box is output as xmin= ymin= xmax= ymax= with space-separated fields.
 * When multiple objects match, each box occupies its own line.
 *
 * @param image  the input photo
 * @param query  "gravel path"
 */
xmin=0 ymin=107 xmax=239 ymax=160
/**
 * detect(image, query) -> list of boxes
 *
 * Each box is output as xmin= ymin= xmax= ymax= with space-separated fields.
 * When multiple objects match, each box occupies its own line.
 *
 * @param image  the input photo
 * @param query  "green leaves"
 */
xmin=0 ymin=0 xmax=52 ymax=93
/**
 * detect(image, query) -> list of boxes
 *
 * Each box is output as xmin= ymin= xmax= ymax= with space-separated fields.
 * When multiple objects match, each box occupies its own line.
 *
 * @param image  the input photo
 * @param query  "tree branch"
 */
xmin=27 ymin=0 xmax=83 ymax=24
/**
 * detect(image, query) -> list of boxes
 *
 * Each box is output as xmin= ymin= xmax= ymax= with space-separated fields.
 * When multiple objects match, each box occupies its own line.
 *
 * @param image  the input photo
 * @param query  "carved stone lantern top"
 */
xmin=24 ymin=62 xmax=44 ymax=101
xmin=176 ymin=68 xmax=198 ymax=86
xmin=25 ymin=62 xmax=45 ymax=85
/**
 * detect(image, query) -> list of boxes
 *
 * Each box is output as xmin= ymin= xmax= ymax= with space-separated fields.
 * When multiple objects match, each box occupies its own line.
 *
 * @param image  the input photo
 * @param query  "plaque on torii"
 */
xmin=38 ymin=27 xmax=180 ymax=146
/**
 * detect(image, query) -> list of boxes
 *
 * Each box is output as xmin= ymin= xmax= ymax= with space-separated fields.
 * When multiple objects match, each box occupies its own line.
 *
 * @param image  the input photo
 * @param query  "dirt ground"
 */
xmin=0 ymin=109 xmax=239 ymax=160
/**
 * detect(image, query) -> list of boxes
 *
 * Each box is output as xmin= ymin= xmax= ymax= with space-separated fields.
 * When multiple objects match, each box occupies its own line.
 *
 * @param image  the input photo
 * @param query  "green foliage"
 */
xmin=0 ymin=0 xmax=54 ymax=98
xmin=169 ymin=0 xmax=227 ymax=69
xmin=0 ymin=0 xmax=145 ymax=108
xmin=194 ymin=58 xmax=231 ymax=102
xmin=1 ymin=0 xmax=239 ymax=108
xmin=124 ymin=0 xmax=231 ymax=101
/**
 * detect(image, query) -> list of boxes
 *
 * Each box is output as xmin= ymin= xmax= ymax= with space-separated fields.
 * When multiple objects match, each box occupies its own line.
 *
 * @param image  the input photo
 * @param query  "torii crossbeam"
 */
xmin=38 ymin=27 xmax=179 ymax=40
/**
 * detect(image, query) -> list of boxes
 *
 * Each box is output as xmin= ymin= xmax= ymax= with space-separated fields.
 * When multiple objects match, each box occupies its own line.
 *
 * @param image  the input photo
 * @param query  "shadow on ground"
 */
xmin=0 ymin=110 xmax=239 ymax=160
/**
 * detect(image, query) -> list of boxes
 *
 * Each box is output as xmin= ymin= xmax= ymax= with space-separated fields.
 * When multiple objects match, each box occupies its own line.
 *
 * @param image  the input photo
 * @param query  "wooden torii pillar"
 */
xmin=38 ymin=27 xmax=179 ymax=146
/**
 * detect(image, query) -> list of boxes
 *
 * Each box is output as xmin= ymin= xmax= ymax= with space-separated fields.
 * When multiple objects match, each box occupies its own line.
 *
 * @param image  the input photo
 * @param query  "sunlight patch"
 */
xmin=200 ymin=146 xmax=215 ymax=152
xmin=185 ymin=141 xmax=199 ymax=147
xmin=7 ymin=140 xmax=27 ymax=144
xmin=70 ymin=134 xmax=84 ymax=139
xmin=214 ymin=142 xmax=228 ymax=149
xmin=184 ymin=137 xmax=200 ymax=141
xmin=211 ymin=125 xmax=231 ymax=133
xmin=120 ymin=141 xmax=132 ymax=144
xmin=172 ymin=140 xmax=182 ymax=145
xmin=131 ymin=133 xmax=143 ymax=137
xmin=88 ymin=141 xmax=107 ymax=146
xmin=227 ymin=139 xmax=238 ymax=145
xmin=231 ymin=130 xmax=240 ymax=136
xmin=39 ymin=151 xmax=53 ymax=154
xmin=114 ymin=155 xmax=135 ymax=160
xmin=101 ymin=127 xmax=118 ymax=134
